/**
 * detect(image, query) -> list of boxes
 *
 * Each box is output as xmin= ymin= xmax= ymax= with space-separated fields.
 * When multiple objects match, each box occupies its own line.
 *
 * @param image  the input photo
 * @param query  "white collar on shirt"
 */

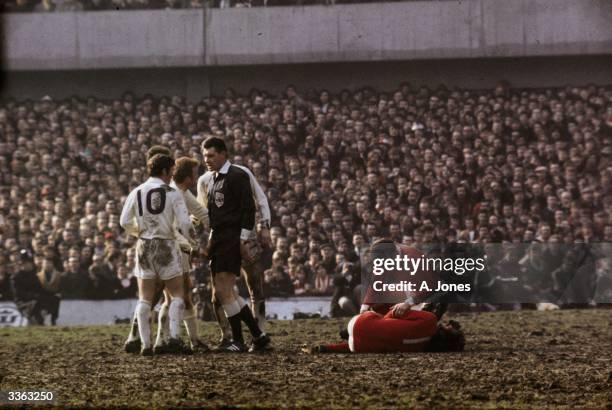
xmin=169 ymin=180 xmax=184 ymax=192
xmin=217 ymin=160 xmax=231 ymax=176
xmin=147 ymin=177 xmax=166 ymax=184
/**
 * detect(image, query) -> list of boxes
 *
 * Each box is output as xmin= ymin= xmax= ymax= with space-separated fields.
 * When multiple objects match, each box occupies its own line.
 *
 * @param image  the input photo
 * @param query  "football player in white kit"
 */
xmin=153 ymin=156 xmax=210 ymax=353
xmin=120 ymin=154 xmax=193 ymax=356
xmin=124 ymin=146 xmax=209 ymax=354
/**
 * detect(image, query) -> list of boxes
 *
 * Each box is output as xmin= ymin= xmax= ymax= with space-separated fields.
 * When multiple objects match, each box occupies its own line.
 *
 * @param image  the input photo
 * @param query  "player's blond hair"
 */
xmin=173 ymin=157 xmax=200 ymax=184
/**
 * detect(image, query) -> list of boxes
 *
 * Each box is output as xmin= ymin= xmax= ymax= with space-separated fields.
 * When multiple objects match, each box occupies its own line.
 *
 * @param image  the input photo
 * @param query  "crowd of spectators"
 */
xmin=2 ymin=0 xmax=432 ymax=12
xmin=0 ymin=82 xmax=610 ymax=312
xmin=2 ymin=0 xmax=202 ymax=12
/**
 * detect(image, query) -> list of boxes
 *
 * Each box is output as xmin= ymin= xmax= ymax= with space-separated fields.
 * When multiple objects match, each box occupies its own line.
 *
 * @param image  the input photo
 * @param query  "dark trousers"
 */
xmin=17 ymin=292 xmax=61 ymax=325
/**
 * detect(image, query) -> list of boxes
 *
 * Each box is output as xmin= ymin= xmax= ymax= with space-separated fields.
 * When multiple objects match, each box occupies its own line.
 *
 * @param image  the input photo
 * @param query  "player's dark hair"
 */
xmin=426 ymin=320 xmax=465 ymax=352
xmin=173 ymin=157 xmax=199 ymax=184
xmin=147 ymin=145 xmax=171 ymax=160
xmin=370 ymin=237 xmax=396 ymax=260
xmin=147 ymin=154 xmax=175 ymax=178
xmin=372 ymin=238 xmax=394 ymax=246
xmin=202 ymin=136 xmax=227 ymax=153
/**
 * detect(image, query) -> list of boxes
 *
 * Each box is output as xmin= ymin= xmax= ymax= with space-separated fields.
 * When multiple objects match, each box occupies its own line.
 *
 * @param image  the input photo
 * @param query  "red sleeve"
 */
xmin=384 ymin=309 xmax=437 ymax=322
xmin=321 ymin=342 xmax=350 ymax=353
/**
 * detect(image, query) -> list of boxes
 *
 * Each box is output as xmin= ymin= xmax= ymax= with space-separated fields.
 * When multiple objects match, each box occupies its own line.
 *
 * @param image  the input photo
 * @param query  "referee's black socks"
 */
xmin=238 ymin=306 xmax=262 ymax=338
xmin=227 ymin=315 xmax=244 ymax=344
xmin=223 ymin=300 xmax=263 ymax=344
xmin=223 ymin=301 xmax=245 ymax=344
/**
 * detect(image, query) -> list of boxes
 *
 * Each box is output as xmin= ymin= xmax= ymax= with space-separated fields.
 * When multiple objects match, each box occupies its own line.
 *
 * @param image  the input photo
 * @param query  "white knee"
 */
xmin=136 ymin=300 xmax=151 ymax=317
xmin=168 ymin=297 xmax=185 ymax=339
xmin=170 ymin=297 xmax=185 ymax=311
xmin=169 ymin=297 xmax=185 ymax=323
xmin=223 ymin=300 xmax=241 ymax=317
xmin=236 ymin=295 xmax=246 ymax=309
xmin=136 ymin=300 xmax=152 ymax=347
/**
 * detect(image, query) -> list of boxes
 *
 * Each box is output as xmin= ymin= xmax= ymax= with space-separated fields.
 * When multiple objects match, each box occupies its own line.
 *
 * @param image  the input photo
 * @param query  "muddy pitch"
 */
xmin=0 ymin=309 xmax=610 ymax=408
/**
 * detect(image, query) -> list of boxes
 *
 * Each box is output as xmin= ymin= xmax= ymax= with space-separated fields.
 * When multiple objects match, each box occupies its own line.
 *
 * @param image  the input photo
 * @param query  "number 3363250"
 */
xmin=6 ymin=391 xmax=54 ymax=402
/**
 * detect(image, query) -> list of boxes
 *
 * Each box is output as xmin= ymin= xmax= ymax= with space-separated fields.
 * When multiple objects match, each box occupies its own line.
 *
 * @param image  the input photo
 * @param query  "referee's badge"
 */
xmin=214 ymin=192 xmax=225 ymax=207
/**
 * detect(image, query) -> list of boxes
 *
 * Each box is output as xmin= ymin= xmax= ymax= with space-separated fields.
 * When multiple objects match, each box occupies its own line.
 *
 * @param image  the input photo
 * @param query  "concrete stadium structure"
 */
xmin=1 ymin=0 xmax=611 ymax=97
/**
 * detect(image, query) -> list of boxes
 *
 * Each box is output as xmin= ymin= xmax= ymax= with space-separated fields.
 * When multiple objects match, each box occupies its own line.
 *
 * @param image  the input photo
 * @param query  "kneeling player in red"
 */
xmin=312 ymin=304 xmax=464 ymax=354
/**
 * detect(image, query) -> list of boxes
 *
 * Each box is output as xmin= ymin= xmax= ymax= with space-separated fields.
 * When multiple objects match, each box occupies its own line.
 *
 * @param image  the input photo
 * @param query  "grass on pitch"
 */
xmin=0 ymin=309 xmax=610 ymax=408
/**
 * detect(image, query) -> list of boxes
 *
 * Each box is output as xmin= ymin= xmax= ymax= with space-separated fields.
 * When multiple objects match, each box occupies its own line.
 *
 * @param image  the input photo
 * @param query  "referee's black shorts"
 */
xmin=209 ymin=227 xmax=242 ymax=277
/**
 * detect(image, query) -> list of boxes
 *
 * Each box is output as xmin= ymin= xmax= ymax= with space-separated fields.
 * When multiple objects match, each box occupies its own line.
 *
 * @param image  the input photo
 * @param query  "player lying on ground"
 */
xmin=312 ymin=302 xmax=465 ymax=353
xmin=313 ymin=237 xmax=464 ymax=353
xmin=120 ymin=154 xmax=193 ymax=356
xmin=124 ymin=146 xmax=208 ymax=354
xmin=197 ymin=140 xmax=272 ymax=349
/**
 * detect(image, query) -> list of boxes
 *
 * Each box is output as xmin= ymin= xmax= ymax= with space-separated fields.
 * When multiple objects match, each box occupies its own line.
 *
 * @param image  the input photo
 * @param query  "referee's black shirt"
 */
xmin=207 ymin=162 xmax=256 ymax=236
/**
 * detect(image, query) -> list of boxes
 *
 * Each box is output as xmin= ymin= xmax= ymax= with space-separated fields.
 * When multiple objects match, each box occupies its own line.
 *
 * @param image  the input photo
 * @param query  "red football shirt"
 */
xmin=347 ymin=309 xmax=438 ymax=353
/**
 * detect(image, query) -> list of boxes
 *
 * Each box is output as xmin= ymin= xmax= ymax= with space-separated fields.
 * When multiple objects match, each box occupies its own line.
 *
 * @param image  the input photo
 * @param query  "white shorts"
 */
xmin=180 ymin=250 xmax=190 ymax=273
xmin=134 ymin=238 xmax=182 ymax=281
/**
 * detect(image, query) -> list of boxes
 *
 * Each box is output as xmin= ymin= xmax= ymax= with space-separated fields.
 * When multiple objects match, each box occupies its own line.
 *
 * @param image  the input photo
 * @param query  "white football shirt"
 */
xmin=120 ymin=177 xmax=192 ymax=242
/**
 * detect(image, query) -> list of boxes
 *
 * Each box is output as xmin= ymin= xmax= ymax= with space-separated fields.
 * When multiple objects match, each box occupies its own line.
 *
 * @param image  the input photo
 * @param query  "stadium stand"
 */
xmin=2 ymin=0 xmax=434 ymax=11
xmin=0 ymin=83 xmax=610 ymax=305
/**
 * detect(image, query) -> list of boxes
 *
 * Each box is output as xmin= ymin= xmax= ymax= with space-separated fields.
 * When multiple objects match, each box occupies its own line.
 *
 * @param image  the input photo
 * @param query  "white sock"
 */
xmin=154 ymin=303 xmax=170 ymax=347
xmin=222 ymin=300 xmax=241 ymax=318
xmin=183 ymin=307 xmax=199 ymax=345
xmin=135 ymin=300 xmax=152 ymax=349
xmin=126 ymin=309 xmax=140 ymax=342
xmin=236 ymin=295 xmax=246 ymax=310
xmin=168 ymin=297 xmax=185 ymax=340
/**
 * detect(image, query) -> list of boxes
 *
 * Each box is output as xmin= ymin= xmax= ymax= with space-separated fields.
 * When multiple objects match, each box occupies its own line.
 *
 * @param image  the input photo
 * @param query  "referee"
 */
xmin=201 ymin=136 xmax=270 ymax=352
